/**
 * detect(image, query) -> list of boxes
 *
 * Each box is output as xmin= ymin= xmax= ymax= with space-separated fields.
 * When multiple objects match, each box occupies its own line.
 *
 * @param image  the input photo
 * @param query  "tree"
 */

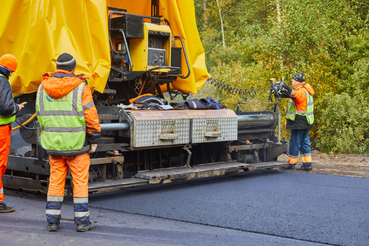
xmin=194 ymin=0 xmax=369 ymax=153
xmin=215 ymin=0 xmax=226 ymax=48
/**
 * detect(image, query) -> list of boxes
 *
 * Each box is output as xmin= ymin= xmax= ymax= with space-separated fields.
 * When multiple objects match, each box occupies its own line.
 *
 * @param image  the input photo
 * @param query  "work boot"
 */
xmin=280 ymin=164 xmax=295 ymax=170
xmin=47 ymin=223 xmax=60 ymax=232
xmin=0 ymin=202 xmax=15 ymax=213
xmin=76 ymin=221 xmax=95 ymax=232
xmin=299 ymin=165 xmax=312 ymax=171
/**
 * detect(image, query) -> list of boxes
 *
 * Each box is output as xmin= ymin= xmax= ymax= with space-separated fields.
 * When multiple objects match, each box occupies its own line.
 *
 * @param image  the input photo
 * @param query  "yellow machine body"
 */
xmin=0 ymin=0 xmax=209 ymax=96
xmin=128 ymin=23 xmax=172 ymax=73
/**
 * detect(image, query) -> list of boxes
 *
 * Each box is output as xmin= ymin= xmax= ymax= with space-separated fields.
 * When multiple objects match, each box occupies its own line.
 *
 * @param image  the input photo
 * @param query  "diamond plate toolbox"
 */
xmin=129 ymin=110 xmax=190 ymax=148
xmin=186 ymin=109 xmax=238 ymax=143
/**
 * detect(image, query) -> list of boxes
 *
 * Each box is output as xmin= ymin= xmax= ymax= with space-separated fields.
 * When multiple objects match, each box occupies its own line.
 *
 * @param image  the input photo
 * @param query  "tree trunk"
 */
xmin=216 ymin=0 xmax=226 ymax=48
xmin=276 ymin=0 xmax=283 ymax=71
xmin=203 ymin=0 xmax=208 ymax=27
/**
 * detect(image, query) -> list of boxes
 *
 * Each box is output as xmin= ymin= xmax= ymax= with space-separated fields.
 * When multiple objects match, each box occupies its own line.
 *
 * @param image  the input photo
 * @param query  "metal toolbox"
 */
xmin=186 ymin=109 xmax=238 ymax=144
xmin=129 ymin=110 xmax=190 ymax=148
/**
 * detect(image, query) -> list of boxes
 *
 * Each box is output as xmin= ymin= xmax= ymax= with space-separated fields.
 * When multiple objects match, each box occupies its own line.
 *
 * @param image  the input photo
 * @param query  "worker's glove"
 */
xmin=89 ymin=144 xmax=97 ymax=154
xmin=281 ymin=82 xmax=294 ymax=97
xmin=272 ymin=81 xmax=294 ymax=98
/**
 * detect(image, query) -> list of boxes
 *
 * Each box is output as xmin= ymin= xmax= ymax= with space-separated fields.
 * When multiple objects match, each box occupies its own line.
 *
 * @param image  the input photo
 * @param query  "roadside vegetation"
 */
xmin=194 ymin=0 xmax=369 ymax=154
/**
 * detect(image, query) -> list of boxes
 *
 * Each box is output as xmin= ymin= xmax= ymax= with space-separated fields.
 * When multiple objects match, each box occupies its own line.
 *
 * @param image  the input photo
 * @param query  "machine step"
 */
xmin=250 ymin=161 xmax=290 ymax=170
xmin=88 ymin=178 xmax=148 ymax=193
xmin=135 ymin=162 xmax=251 ymax=184
xmin=87 ymin=161 xmax=290 ymax=193
xmin=135 ymin=161 xmax=288 ymax=184
xmin=5 ymin=161 xmax=289 ymax=194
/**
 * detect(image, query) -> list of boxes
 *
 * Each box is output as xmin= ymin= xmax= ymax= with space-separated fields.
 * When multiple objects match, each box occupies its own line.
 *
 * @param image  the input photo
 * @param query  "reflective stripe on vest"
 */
xmin=286 ymin=88 xmax=314 ymax=124
xmin=0 ymin=74 xmax=16 ymax=125
xmin=36 ymin=83 xmax=86 ymax=152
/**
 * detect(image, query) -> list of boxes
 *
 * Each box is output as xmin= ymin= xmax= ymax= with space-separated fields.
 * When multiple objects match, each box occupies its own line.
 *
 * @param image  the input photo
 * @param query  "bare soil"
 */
xmin=278 ymin=150 xmax=369 ymax=179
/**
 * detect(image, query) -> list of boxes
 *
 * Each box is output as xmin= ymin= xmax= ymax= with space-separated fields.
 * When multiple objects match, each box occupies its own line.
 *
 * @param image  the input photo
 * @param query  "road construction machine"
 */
xmin=1 ymin=0 xmax=288 ymax=194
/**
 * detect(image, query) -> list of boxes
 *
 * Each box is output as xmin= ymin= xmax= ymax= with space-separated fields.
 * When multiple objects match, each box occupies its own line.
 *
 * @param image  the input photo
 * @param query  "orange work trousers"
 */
xmin=0 ymin=125 xmax=12 ymax=202
xmin=48 ymin=153 xmax=90 ymax=198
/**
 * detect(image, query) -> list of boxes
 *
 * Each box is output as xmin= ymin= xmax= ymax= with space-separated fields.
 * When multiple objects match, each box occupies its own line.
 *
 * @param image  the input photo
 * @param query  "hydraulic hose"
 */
xmin=207 ymin=78 xmax=268 ymax=97
xmin=12 ymin=113 xmax=37 ymax=131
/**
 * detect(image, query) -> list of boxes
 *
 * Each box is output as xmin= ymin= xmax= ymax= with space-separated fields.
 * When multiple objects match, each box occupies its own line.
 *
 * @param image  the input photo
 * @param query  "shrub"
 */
xmin=315 ymin=92 xmax=369 ymax=154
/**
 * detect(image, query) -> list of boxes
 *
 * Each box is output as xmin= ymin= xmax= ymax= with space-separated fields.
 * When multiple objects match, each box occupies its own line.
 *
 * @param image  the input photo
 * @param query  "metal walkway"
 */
xmin=88 ymin=161 xmax=289 ymax=193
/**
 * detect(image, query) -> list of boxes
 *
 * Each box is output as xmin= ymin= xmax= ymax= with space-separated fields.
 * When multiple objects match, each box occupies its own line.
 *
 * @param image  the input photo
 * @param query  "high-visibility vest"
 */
xmin=0 ymin=74 xmax=16 ymax=126
xmin=36 ymin=82 xmax=86 ymax=153
xmin=286 ymin=88 xmax=314 ymax=125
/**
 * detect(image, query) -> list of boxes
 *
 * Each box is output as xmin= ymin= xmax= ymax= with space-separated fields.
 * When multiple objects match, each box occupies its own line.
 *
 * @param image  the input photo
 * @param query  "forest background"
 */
xmin=193 ymin=0 xmax=369 ymax=154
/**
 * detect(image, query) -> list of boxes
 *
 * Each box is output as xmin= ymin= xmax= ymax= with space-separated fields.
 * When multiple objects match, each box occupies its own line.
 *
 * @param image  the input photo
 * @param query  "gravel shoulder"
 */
xmin=278 ymin=150 xmax=369 ymax=178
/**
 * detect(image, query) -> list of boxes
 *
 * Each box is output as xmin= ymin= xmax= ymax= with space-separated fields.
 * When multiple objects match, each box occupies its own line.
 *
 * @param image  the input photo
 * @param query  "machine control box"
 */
xmin=148 ymin=48 xmax=166 ymax=66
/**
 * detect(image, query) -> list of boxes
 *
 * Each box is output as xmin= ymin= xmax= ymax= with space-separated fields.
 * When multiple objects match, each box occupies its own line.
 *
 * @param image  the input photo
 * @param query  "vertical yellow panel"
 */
xmin=0 ymin=0 xmax=209 ymax=96
xmin=0 ymin=0 xmax=110 ymax=95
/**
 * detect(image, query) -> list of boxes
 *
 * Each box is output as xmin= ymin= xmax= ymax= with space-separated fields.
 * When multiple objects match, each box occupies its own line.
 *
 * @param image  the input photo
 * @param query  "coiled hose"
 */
xmin=12 ymin=113 xmax=37 ymax=131
xmin=207 ymin=78 xmax=258 ymax=96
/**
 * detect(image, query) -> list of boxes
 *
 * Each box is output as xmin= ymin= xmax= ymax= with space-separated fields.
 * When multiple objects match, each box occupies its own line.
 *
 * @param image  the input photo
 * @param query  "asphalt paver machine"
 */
xmin=1 ymin=0 xmax=288 ymax=194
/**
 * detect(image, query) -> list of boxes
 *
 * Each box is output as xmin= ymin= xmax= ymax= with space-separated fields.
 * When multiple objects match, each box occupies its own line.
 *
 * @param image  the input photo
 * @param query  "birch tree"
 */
xmin=216 ymin=0 xmax=226 ymax=48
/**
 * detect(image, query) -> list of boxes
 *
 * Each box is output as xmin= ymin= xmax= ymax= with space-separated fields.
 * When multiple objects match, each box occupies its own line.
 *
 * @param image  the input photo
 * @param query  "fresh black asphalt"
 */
xmin=1 ymin=188 xmax=323 ymax=246
xmin=90 ymin=170 xmax=369 ymax=245
xmin=1 ymin=169 xmax=368 ymax=245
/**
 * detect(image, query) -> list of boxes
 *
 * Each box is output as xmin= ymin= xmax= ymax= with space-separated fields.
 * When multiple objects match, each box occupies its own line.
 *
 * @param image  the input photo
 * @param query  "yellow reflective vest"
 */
xmin=36 ymin=82 xmax=87 ymax=155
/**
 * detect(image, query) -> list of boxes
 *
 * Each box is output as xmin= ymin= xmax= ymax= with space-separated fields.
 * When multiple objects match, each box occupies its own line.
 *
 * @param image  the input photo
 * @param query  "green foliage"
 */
xmin=196 ymin=60 xmax=284 ymax=114
xmin=194 ymin=0 xmax=369 ymax=154
xmin=316 ymin=92 xmax=369 ymax=154
xmin=205 ymin=40 xmax=259 ymax=69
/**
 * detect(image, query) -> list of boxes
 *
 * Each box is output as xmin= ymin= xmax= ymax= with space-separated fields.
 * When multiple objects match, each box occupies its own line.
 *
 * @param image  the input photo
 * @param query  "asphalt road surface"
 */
xmin=1 ymin=169 xmax=368 ymax=245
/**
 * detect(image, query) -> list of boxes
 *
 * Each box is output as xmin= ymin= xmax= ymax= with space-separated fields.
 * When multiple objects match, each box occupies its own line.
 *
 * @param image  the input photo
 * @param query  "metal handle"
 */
xmin=204 ymin=131 xmax=221 ymax=138
xmin=174 ymin=36 xmax=191 ymax=79
xmin=159 ymin=133 xmax=178 ymax=140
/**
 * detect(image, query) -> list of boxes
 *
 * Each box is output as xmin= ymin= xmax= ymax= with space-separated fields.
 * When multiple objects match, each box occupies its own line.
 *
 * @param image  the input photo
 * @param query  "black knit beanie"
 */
xmin=292 ymin=73 xmax=305 ymax=82
xmin=56 ymin=53 xmax=76 ymax=71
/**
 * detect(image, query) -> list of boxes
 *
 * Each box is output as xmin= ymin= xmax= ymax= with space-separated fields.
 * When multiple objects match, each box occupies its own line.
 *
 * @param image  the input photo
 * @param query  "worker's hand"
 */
xmin=272 ymin=81 xmax=293 ymax=98
xmin=17 ymin=104 xmax=25 ymax=112
xmin=89 ymin=144 xmax=97 ymax=154
xmin=280 ymin=82 xmax=294 ymax=97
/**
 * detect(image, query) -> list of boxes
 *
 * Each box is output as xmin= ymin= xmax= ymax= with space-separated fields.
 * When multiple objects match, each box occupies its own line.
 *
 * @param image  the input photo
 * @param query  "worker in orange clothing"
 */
xmin=0 ymin=54 xmax=24 ymax=213
xmin=281 ymin=73 xmax=315 ymax=171
xmin=36 ymin=53 xmax=101 ymax=232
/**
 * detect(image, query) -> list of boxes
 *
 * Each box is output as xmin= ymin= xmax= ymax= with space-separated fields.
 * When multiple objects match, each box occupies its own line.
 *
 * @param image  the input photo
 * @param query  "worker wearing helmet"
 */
xmin=0 ymin=54 xmax=24 ymax=213
xmin=36 ymin=53 xmax=101 ymax=232
xmin=283 ymin=73 xmax=315 ymax=171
